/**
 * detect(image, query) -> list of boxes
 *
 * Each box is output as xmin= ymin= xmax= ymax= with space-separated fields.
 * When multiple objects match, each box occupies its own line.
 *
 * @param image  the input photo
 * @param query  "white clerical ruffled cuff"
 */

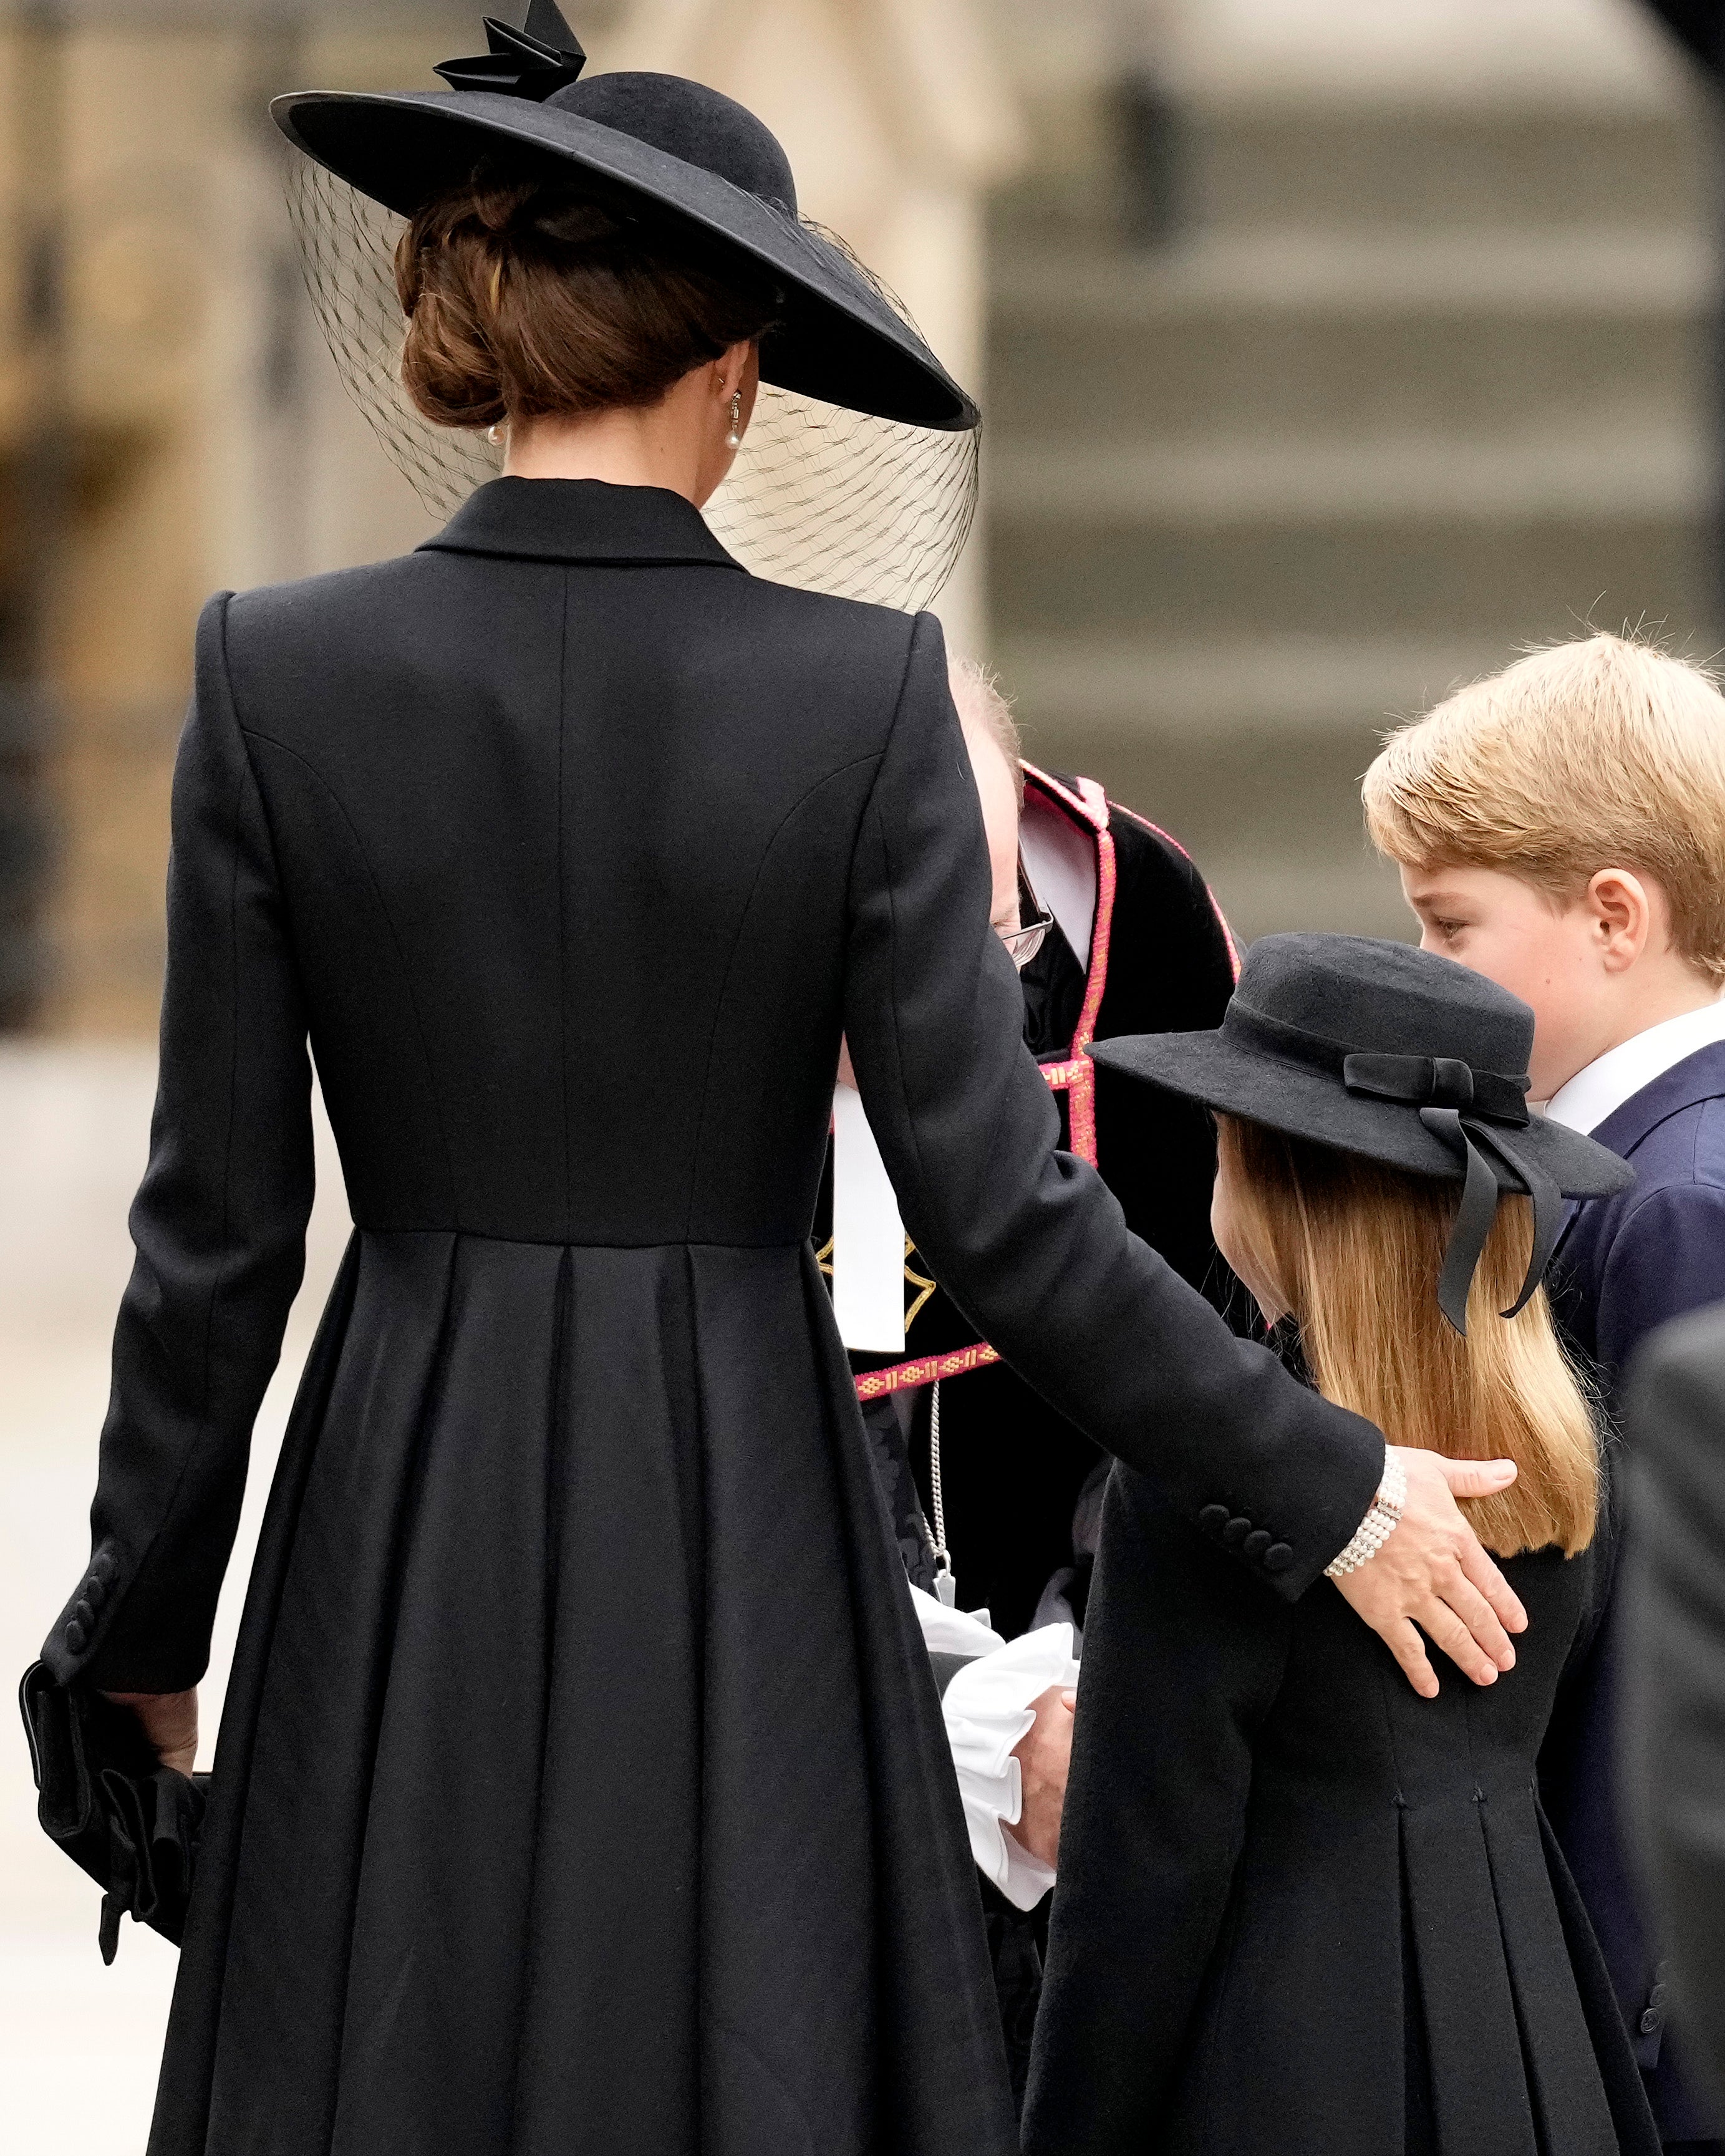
xmin=940 ymin=1620 xmax=1080 ymax=1912
xmin=907 ymin=1583 xmax=1005 ymax=1659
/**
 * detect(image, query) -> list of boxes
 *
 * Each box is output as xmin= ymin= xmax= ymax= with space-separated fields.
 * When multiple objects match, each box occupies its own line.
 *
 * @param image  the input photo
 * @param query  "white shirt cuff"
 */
xmin=909 ymin=1596 xmax=1079 ymax=1912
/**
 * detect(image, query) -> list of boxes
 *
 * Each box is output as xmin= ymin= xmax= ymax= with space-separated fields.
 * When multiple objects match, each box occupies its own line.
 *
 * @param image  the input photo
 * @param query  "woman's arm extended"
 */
xmin=841 ymin=612 xmax=1523 ymax=1684
xmin=1023 ymin=1464 xmax=1291 ymax=2152
xmin=40 ymin=592 xmax=314 ymax=1703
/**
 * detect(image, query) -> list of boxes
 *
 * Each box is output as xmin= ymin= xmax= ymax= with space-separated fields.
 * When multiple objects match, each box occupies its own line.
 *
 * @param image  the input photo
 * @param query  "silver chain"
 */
xmin=927 ymin=1379 xmax=955 ymax=1603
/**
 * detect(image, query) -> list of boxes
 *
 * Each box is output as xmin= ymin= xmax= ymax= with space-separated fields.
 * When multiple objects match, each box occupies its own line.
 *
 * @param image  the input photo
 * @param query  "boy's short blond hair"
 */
xmin=1362 ymin=634 xmax=1725 ymax=983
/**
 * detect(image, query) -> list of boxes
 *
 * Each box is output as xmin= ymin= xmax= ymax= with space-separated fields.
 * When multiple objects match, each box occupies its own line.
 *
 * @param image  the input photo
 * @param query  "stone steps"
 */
xmin=993 ymin=481 xmax=1703 ymax=639
xmin=995 ymin=632 xmax=1580 ymax=739
xmin=983 ymin=75 xmax=1715 ymax=939
xmin=1187 ymin=101 xmax=1704 ymax=234
xmin=991 ymin=231 xmax=1708 ymax=440
xmin=992 ymin=72 xmax=1708 ymax=243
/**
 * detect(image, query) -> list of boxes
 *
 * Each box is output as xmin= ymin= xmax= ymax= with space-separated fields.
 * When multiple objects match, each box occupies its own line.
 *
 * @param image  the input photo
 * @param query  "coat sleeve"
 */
xmin=841 ymin=614 xmax=1383 ymax=1597
xmin=40 ymin=592 xmax=314 ymax=1693
xmin=1020 ymin=1464 xmax=1292 ymax=2152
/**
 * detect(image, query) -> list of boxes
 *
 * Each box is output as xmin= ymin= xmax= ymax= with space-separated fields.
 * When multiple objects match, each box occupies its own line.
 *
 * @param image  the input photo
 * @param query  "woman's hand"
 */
xmin=1334 ymin=1448 xmax=1529 ymax=1698
xmin=100 ymin=1688 xmax=199 ymax=1776
xmin=1010 ymin=1685 xmax=1078 ymax=1868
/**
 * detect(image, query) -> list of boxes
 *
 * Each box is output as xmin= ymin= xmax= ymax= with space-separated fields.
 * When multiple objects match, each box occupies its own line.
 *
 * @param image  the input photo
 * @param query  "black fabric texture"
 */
xmin=1016 ymin=914 xmax=1086 ymax=1060
xmin=37 ymin=476 xmax=1382 ymax=2154
xmin=1624 ymin=1305 xmax=1725 ymax=2118
xmin=1023 ymin=1463 xmax=1663 ymax=2156
xmin=925 ymin=1651 xmax=974 ymax=1699
xmin=859 ymin=1390 xmax=940 ymax=1593
xmin=978 ymin=1878 xmax=1049 ymax=2115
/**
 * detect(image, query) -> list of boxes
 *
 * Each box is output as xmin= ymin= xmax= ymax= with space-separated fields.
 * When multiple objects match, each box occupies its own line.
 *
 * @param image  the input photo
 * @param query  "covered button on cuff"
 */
xmin=64 ymin=1619 xmax=89 ymax=1655
xmin=1242 ymin=1530 xmax=1271 ymax=1559
xmin=1222 ymin=1515 xmax=1252 ymax=1547
xmin=1197 ymin=1504 xmax=1227 ymax=1536
xmin=1264 ymin=1542 xmax=1295 ymax=1573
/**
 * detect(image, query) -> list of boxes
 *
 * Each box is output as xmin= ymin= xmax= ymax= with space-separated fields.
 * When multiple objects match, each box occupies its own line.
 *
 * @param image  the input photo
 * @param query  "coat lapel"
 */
xmin=1549 ymin=1040 xmax=1725 ymax=1263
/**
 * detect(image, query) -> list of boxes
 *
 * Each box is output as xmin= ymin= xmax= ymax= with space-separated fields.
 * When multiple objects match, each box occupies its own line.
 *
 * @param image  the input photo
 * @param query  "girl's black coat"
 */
xmin=37 ymin=479 xmax=1381 ymax=2156
xmin=1023 ymin=1465 xmax=1663 ymax=2156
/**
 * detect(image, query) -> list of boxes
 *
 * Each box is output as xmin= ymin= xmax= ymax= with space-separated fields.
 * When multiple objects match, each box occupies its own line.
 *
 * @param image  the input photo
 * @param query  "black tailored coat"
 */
xmin=39 ymin=478 xmax=1383 ymax=2156
xmin=1023 ymin=1463 xmax=1662 ymax=2156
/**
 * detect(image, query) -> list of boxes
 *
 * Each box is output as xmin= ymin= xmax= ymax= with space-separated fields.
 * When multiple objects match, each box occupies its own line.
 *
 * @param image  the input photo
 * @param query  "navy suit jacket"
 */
xmin=1542 ymin=1038 xmax=1725 ymax=2140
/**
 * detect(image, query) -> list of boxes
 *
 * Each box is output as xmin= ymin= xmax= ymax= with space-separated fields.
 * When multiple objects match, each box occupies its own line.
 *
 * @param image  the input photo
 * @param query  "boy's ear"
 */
xmin=1585 ymin=868 xmax=1656 ymax=971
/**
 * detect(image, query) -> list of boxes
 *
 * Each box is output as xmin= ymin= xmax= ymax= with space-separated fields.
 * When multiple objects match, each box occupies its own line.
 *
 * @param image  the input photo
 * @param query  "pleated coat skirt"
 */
xmin=161 ymin=1232 xmax=1001 ymax=2154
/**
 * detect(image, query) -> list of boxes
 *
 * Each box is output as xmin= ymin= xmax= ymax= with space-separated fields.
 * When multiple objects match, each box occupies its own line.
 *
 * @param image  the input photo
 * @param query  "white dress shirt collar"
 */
xmin=1544 ymin=995 xmax=1725 ymax=1136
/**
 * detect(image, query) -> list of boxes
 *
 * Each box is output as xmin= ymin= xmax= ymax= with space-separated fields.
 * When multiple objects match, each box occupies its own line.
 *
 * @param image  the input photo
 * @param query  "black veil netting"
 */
xmin=286 ymin=157 xmax=980 ymax=612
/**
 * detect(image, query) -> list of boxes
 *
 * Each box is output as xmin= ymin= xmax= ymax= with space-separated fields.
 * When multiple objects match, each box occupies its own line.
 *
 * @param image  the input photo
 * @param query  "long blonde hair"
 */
xmin=1218 ymin=1115 xmax=1598 ymax=1557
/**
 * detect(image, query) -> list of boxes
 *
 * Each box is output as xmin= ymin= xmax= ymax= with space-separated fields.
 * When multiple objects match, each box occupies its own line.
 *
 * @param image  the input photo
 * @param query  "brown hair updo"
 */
xmin=395 ymin=173 xmax=778 ymax=431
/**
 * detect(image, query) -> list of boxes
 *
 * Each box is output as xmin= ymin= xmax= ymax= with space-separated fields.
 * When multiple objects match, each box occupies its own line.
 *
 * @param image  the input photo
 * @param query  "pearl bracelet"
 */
xmin=1324 ymin=1449 xmax=1408 ymax=1579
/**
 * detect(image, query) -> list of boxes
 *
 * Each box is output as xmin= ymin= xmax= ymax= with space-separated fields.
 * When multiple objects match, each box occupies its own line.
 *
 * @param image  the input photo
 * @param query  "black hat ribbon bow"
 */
xmin=434 ymin=1 xmax=587 ymax=100
xmin=1341 ymin=1051 xmax=1560 ymax=1335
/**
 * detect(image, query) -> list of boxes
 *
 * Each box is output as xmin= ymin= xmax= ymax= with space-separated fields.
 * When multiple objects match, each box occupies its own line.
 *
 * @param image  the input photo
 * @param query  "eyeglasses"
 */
xmin=999 ymin=857 xmax=1055 ymax=970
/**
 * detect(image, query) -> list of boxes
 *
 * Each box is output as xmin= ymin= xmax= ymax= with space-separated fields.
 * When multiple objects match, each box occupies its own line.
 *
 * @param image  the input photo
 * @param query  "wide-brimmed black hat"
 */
xmin=271 ymin=1 xmax=977 ymax=433
xmin=1091 ymin=934 xmax=1633 ymax=1333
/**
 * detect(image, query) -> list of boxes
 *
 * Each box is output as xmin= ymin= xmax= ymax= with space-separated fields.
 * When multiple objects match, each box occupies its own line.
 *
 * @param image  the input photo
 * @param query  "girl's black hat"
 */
xmin=1090 ymin=934 xmax=1634 ymax=1334
xmin=271 ymin=1 xmax=977 ymax=433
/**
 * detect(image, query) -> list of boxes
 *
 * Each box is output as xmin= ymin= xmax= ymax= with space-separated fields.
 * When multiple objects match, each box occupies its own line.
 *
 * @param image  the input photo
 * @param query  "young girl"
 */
xmin=1022 ymin=932 xmax=1659 ymax=2156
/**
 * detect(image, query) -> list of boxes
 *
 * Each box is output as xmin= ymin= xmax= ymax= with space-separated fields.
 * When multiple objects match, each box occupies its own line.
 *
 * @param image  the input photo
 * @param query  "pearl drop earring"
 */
xmin=725 ymin=390 xmax=743 ymax=450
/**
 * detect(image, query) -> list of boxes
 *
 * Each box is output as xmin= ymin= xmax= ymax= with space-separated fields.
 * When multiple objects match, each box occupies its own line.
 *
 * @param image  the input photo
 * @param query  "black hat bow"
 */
xmin=1341 ymin=1053 xmax=1561 ymax=1335
xmin=434 ymin=0 xmax=587 ymax=100
xmin=1224 ymin=1003 xmax=1558 ymax=1335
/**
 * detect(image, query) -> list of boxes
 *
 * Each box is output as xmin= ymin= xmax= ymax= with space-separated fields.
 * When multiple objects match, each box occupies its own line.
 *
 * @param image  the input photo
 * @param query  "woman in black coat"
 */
xmin=27 ymin=19 xmax=1524 ymax=2156
xmin=1023 ymin=935 xmax=1661 ymax=2156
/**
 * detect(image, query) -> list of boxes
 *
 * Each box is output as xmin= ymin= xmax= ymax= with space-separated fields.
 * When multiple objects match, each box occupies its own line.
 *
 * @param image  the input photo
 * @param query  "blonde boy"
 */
xmin=1365 ymin=634 xmax=1725 ymax=1105
xmin=1364 ymin=632 xmax=1725 ymax=2147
